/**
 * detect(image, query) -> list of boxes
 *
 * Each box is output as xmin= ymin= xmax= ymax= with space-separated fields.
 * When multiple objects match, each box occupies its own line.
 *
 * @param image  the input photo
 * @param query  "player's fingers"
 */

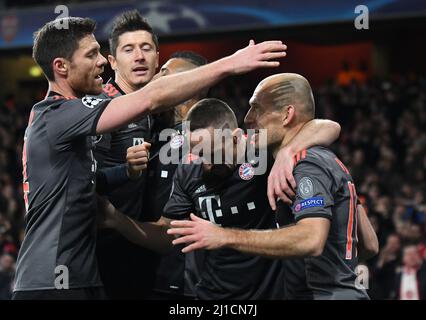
xmin=287 ymin=173 xmax=297 ymax=190
xmin=257 ymin=61 xmax=280 ymax=68
xmin=142 ymin=142 xmax=151 ymax=150
xmin=127 ymin=151 xmax=148 ymax=161
xmin=274 ymin=184 xmax=287 ymax=205
xmin=249 ymin=39 xmax=255 ymax=46
xmin=259 ymin=42 xmax=286 ymax=53
xmin=167 ymin=227 xmax=194 ymax=237
xmin=260 ymin=51 xmax=287 ymax=61
xmin=267 ymin=176 xmax=277 ymax=211
xmin=182 ymin=242 xmax=203 ymax=254
xmin=170 ymin=220 xmax=195 ymax=228
xmin=127 ymin=144 xmax=146 ymax=153
xmin=190 ymin=213 xmax=204 ymax=222
xmin=280 ymin=180 xmax=295 ymax=198
xmin=128 ymin=157 xmax=148 ymax=165
xmin=172 ymin=235 xmax=198 ymax=245
xmin=278 ymin=191 xmax=293 ymax=205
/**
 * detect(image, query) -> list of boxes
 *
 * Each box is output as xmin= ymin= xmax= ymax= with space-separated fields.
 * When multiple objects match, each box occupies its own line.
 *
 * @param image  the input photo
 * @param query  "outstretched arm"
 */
xmin=168 ymin=214 xmax=330 ymax=258
xmin=268 ymin=119 xmax=341 ymax=209
xmin=96 ymin=40 xmax=287 ymax=134
xmin=97 ymin=197 xmax=173 ymax=254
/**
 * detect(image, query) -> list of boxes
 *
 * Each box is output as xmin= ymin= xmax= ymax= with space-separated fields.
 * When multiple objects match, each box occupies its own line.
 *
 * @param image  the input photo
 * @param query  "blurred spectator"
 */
xmin=0 ymin=253 xmax=15 ymax=300
xmin=390 ymin=245 xmax=426 ymax=300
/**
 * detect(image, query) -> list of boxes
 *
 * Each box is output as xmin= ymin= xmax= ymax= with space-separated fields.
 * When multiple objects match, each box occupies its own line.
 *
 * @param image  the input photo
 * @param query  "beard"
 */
xmin=202 ymin=164 xmax=234 ymax=187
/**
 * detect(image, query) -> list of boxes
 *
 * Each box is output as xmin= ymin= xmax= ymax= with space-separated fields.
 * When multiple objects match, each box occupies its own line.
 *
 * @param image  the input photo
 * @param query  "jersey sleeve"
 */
xmin=291 ymin=161 xmax=334 ymax=222
xmin=96 ymin=164 xmax=129 ymax=195
xmin=163 ymin=165 xmax=194 ymax=220
xmin=46 ymin=97 xmax=110 ymax=146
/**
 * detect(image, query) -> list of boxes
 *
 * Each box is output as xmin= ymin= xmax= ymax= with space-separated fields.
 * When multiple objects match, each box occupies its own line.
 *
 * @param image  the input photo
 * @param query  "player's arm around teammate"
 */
xmin=266 ymin=119 xmax=341 ymax=209
xmin=97 ymin=142 xmax=175 ymax=254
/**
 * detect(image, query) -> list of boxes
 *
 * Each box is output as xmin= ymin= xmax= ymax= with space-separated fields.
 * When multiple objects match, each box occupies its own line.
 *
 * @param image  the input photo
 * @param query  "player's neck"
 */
xmin=272 ymin=123 xmax=305 ymax=159
xmin=48 ymin=81 xmax=82 ymax=99
xmin=114 ymin=74 xmax=143 ymax=94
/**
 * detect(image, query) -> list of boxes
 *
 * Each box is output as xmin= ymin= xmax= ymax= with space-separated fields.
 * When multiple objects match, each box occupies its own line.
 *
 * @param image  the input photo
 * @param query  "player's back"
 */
xmin=279 ymin=146 xmax=369 ymax=300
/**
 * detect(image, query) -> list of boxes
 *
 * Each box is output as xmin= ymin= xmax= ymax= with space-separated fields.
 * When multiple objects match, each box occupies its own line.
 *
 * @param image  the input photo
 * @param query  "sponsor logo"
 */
xmin=195 ymin=185 xmax=207 ymax=194
xmin=239 ymin=163 xmax=254 ymax=180
xmin=294 ymin=197 xmax=324 ymax=212
xmin=298 ymin=177 xmax=314 ymax=199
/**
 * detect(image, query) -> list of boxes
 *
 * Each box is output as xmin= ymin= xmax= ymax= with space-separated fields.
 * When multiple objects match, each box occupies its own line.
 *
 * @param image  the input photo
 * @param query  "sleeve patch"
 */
xmin=82 ymin=97 xmax=104 ymax=109
xmin=298 ymin=176 xmax=315 ymax=199
xmin=294 ymin=197 xmax=325 ymax=212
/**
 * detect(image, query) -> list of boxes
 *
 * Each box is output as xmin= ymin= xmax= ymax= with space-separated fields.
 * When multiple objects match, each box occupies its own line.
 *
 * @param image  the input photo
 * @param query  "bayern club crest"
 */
xmin=170 ymin=134 xmax=184 ymax=149
xmin=239 ymin=163 xmax=255 ymax=180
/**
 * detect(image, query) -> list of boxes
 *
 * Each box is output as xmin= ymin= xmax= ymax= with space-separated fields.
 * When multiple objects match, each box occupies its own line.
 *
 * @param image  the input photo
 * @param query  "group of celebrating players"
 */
xmin=12 ymin=10 xmax=379 ymax=300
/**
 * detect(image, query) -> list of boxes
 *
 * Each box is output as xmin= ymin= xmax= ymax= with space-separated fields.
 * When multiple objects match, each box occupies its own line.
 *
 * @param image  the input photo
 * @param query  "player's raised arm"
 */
xmin=96 ymin=40 xmax=287 ymax=134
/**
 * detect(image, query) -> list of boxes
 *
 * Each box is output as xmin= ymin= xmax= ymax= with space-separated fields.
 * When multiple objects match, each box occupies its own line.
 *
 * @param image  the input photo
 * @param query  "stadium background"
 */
xmin=0 ymin=0 xmax=425 ymax=300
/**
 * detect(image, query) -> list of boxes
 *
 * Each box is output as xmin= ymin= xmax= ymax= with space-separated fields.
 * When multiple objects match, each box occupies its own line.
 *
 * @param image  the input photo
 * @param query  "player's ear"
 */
xmin=52 ymin=57 xmax=68 ymax=78
xmin=108 ymin=55 xmax=117 ymax=71
xmin=282 ymin=105 xmax=295 ymax=127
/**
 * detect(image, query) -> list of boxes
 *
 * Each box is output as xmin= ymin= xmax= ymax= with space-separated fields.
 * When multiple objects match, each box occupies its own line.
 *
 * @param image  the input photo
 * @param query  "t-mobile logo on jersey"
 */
xmin=198 ymin=195 xmax=222 ymax=225
xmin=198 ymin=196 xmax=256 ymax=225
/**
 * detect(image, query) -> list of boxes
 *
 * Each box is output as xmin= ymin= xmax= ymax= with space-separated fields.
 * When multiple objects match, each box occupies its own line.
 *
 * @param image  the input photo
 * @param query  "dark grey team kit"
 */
xmin=14 ymin=88 xmax=369 ymax=299
xmin=15 ymin=92 xmax=111 ymax=292
xmin=278 ymin=146 xmax=369 ymax=300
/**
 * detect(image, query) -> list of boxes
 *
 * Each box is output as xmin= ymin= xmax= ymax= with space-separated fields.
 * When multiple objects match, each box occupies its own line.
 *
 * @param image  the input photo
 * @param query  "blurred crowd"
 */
xmin=0 ymin=72 xmax=425 ymax=300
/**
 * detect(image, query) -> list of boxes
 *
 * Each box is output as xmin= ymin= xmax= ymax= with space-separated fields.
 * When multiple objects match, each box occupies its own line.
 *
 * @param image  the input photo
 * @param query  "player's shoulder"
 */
xmin=294 ymin=146 xmax=352 ymax=180
xmin=293 ymin=146 xmax=337 ymax=174
xmin=100 ymin=82 xmax=122 ymax=99
xmin=176 ymin=158 xmax=203 ymax=178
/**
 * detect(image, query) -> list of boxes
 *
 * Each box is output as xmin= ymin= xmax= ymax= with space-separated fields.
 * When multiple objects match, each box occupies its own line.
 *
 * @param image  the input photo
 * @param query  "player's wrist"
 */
xmin=126 ymin=164 xmax=143 ymax=180
xmin=217 ymin=56 xmax=237 ymax=77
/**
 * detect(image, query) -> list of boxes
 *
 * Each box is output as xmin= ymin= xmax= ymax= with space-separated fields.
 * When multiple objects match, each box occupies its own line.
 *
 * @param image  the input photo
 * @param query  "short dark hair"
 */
xmin=171 ymin=51 xmax=209 ymax=99
xmin=109 ymin=10 xmax=159 ymax=56
xmin=170 ymin=51 xmax=208 ymax=67
xmin=33 ymin=17 xmax=96 ymax=81
xmin=186 ymin=98 xmax=237 ymax=131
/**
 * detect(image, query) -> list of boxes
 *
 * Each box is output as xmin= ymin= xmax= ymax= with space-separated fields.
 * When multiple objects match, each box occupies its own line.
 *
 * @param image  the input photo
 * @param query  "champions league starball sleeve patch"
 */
xmin=298 ymin=177 xmax=315 ymax=199
xmin=82 ymin=97 xmax=104 ymax=109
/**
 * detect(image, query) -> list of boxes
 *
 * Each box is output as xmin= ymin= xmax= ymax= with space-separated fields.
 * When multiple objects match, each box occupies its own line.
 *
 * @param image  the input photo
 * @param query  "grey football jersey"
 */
xmin=14 ymin=93 xmax=109 ymax=291
xmin=279 ymin=146 xmax=369 ymax=300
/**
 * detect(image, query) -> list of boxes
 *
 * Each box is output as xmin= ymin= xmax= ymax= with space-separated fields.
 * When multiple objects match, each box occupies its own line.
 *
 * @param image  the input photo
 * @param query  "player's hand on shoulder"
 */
xmin=268 ymin=146 xmax=297 ymax=210
xmin=126 ymin=142 xmax=151 ymax=179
